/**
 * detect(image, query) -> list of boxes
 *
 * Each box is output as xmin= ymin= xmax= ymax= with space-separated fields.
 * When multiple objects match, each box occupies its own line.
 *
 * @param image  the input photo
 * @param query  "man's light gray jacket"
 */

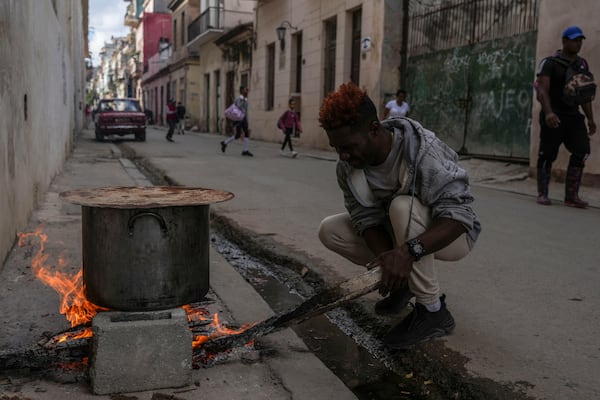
xmin=336 ymin=117 xmax=481 ymax=248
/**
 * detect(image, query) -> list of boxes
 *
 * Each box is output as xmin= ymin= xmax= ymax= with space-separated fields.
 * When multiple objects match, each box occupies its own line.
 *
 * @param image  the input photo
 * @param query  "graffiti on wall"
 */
xmin=406 ymin=31 xmax=537 ymax=159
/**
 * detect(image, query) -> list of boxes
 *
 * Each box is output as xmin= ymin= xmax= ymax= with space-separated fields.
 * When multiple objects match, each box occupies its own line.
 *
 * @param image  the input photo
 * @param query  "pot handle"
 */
xmin=128 ymin=212 xmax=168 ymax=237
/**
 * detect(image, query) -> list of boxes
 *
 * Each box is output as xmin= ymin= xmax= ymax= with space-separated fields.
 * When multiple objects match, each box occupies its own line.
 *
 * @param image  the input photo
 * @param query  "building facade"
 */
xmin=186 ymin=0 xmax=256 ymax=133
xmin=165 ymin=0 xmax=202 ymax=129
xmin=140 ymin=1 xmax=173 ymax=125
xmin=249 ymin=0 xmax=403 ymax=149
xmin=124 ymin=0 xmax=146 ymax=103
xmin=113 ymin=0 xmax=600 ymax=182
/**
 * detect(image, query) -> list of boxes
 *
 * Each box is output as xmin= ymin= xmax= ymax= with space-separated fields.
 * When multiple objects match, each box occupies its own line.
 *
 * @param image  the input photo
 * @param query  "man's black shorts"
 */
xmin=538 ymin=112 xmax=590 ymax=161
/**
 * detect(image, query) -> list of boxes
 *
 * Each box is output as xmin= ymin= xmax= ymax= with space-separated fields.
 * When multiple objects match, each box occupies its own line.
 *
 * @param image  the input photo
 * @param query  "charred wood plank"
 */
xmin=0 ymin=342 xmax=90 ymax=371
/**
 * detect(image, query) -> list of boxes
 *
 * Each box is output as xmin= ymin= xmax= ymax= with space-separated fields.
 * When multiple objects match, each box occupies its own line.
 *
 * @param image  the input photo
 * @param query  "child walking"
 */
xmin=277 ymin=98 xmax=302 ymax=157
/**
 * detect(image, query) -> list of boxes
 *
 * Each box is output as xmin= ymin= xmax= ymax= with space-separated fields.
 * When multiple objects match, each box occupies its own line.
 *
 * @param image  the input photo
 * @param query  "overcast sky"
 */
xmin=89 ymin=0 xmax=130 ymax=66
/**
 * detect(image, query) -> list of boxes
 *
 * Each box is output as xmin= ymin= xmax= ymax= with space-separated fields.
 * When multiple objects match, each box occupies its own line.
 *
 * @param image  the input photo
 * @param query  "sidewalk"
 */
xmin=0 ymin=132 xmax=358 ymax=400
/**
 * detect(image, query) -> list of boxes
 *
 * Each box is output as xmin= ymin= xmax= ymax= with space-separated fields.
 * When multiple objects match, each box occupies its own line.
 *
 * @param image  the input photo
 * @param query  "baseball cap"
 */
xmin=562 ymin=26 xmax=585 ymax=40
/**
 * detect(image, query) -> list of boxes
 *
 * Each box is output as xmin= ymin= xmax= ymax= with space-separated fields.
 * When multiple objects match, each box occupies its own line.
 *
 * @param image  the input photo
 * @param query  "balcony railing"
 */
xmin=188 ymin=6 xmax=224 ymax=42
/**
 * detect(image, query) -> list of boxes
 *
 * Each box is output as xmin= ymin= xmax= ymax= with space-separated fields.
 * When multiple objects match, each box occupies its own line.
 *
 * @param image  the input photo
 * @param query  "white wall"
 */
xmin=0 ymin=0 xmax=87 ymax=265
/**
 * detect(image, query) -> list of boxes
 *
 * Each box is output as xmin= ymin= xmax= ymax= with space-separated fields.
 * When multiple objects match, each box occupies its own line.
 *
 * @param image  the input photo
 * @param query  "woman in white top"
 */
xmin=382 ymin=89 xmax=410 ymax=119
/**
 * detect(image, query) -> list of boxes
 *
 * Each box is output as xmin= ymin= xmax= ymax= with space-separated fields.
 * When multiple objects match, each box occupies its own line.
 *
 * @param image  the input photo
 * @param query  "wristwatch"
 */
xmin=406 ymin=238 xmax=426 ymax=261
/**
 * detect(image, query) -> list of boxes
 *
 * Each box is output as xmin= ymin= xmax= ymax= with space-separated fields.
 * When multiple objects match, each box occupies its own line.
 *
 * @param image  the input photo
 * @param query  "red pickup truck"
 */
xmin=94 ymin=98 xmax=146 ymax=141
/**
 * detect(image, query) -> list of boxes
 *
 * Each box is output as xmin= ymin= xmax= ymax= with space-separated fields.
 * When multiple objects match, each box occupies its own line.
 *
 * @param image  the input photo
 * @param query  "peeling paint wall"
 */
xmin=0 ymin=0 xmax=87 ymax=266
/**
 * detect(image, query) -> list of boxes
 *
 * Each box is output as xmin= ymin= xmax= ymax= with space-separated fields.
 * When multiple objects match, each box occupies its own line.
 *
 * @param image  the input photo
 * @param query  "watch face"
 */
xmin=408 ymin=239 xmax=425 ymax=258
xmin=413 ymin=242 xmax=424 ymax=254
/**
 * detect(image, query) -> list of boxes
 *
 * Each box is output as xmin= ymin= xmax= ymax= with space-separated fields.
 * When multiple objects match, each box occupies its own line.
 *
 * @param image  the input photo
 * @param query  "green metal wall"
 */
xmin=405 ymin=31 xmax=537 ymax=160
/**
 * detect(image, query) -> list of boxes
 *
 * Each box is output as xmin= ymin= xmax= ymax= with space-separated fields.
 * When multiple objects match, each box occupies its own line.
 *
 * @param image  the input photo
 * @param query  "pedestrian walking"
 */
xmin=277 ymin=98 xmax=303 ymax=157
xmin=176 ymin=101 xmax=186 ymax=135
xmin=382 ymin=89 xmax=410 ymax=120
xmin=317 ymin=82 xmax=481 ymax=350
xmin=221 ymin=86 xmax=253 ymax=156
xmin=535 ymin=25 xmax=596 ymax=208
xmin=166 ymin=99 xmax=177 ymax=142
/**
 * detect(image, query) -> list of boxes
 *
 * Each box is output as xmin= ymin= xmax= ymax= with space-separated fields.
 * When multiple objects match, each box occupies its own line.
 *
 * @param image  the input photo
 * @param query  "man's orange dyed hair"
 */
xmin=319 ymin=82 xmax=377 ymax=130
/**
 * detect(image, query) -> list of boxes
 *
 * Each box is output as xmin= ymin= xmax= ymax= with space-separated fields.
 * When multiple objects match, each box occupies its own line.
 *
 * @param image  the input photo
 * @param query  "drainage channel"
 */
xmin=211 ymin=232 xmax=440 ymax=400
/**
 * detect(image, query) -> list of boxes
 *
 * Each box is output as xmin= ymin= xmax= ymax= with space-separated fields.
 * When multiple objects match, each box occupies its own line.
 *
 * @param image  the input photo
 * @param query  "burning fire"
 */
xmin=182 ymin=304 xmax=254 ymax=349
xmin=18 ymin=226 xmax=105 ymax=342
xmin=19 ymin=226 xmax=254 ymax=352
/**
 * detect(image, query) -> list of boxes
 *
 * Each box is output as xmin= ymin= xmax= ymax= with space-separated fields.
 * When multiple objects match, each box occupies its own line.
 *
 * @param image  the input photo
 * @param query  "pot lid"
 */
xmin=60 ymin=186 xmax=234 ymax=208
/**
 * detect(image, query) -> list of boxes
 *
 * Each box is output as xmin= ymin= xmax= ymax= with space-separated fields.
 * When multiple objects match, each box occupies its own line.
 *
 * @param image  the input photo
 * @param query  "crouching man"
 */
xmin=317 ymin=83 xmax=481 ymax=350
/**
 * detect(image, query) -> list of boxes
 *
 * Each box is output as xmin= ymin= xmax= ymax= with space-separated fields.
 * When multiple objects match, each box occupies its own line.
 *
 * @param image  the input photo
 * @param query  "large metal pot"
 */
xmin=60 ymin=187 xmax=234 ymax=311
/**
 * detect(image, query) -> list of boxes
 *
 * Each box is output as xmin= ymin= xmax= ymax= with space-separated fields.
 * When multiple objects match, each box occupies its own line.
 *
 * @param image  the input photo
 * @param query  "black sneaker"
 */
xmin=220 ymin=141 xmax=227 ymax=153
xmin=166 ymin=136 xmax=174 ymax=142
xmin=375 ymin=286 xmax=414 ymax=316
xmin=241 ymin=150 xmax=254 ymax=157
xmin=383 ymin=294 xmax=455 ymax=350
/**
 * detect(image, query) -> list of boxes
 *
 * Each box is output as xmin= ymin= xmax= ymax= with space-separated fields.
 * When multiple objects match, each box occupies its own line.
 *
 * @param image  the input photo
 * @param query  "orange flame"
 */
xmin=46 ymin=327 xmax=93 ymax=347
xmin=182 ymin=304 xmax=254 ymax=349
xmin=18 ymin=226 xmax=108 ymax=327
xmin=19 ymin=226 xmax=255 ymax=353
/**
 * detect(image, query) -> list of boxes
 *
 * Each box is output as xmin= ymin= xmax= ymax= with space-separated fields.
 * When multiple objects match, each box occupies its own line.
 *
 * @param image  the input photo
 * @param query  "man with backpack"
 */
xmin=535 ymin=26 xmax=596 ymax=208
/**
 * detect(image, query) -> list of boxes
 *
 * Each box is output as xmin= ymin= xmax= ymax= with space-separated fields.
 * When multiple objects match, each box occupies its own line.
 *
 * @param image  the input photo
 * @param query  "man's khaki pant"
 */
xmin=318 ymin=196 xmax=470 ymax=305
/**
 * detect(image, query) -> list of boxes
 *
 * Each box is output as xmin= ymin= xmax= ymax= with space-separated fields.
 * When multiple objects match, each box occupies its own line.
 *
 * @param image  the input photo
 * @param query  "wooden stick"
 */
xmin=199 ymin=267 xmax=381 ymax=355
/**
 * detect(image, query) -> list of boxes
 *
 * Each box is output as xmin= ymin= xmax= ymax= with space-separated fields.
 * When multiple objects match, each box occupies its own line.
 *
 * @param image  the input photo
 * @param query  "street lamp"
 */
xmin=276 ymin=20 xmax=297 ymax=51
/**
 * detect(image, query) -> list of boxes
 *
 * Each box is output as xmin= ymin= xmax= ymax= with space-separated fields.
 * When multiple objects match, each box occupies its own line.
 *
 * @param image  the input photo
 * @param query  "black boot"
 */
xmin=536 ymin=167 xmax=552 ymax=205
xmin=564 ymin=166 xmax=588 ymax=208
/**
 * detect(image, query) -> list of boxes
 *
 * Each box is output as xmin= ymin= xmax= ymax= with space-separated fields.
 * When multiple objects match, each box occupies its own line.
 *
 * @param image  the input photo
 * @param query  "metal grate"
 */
xmin=408 ymin=0 xmax=538 ymax=55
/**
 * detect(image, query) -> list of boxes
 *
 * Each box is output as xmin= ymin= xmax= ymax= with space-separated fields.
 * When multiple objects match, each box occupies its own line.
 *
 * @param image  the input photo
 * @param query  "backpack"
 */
xmin=555 ymin=57 xmax=596 ymax=106
xmin=277 ymin=110 xmax=289 ymax=130
xmin=536 ymin=56 xmax=596 ymax=106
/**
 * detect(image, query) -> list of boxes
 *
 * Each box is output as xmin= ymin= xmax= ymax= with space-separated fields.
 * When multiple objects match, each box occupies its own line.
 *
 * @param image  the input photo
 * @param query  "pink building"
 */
xmin=142 ymin=12 xmax=172 ymax=73
xmin=141 ymin=11 xmax=172 ymax=124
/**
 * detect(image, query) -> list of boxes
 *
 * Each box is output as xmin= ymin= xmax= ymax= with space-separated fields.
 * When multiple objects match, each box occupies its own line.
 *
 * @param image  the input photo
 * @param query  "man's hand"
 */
xmin=588 ymin=119 xmax=596 ymax=135
xmin=367 ymin=246 xmax=414 ymax=296
xmin=545 ymin=112 xmax=560 ymax=128
xmin=363 ymin=219 xmax=465 ymax=297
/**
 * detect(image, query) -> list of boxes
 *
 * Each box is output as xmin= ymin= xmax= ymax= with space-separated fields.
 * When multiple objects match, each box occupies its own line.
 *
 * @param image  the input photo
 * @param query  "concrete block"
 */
xmin=90 ymin=308 xmax=192 ymax=395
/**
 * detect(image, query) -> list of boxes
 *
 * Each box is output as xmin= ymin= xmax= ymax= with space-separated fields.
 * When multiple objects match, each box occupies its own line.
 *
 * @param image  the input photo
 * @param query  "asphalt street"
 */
xmin=1 ymin=125 xmax=599 ymax=399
